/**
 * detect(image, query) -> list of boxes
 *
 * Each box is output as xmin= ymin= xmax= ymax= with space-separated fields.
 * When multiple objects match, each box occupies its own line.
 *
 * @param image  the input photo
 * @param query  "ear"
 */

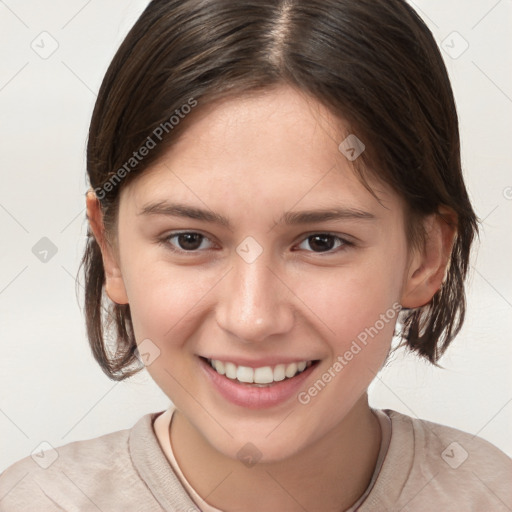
xmin=86 ymin=189 xmax=129 ymax=305
xmin=401 ymin=207 xmax=457 ymax=308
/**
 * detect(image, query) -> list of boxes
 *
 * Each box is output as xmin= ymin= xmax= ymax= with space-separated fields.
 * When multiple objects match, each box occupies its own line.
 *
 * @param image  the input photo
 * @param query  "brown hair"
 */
xmin=81 ymin=0 xmax=478 ymax=380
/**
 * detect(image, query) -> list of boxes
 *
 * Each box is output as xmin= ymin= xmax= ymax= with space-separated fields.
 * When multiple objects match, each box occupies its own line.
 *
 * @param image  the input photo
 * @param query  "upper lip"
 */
xmin=199 ymin=355 xmax=319 ymax=368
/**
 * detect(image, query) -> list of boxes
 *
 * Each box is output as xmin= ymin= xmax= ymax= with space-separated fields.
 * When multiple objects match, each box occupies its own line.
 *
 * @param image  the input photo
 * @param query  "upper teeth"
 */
xmin=208 ymin=359 xmax=310 ymax=384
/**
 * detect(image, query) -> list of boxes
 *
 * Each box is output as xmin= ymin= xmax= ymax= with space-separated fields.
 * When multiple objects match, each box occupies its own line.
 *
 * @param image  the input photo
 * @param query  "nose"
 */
xmin=215 ymin=251 xmax=295 ymax=344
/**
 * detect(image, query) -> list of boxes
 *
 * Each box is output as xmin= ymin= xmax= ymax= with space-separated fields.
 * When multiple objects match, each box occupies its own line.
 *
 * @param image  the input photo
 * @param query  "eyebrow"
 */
xmin=138 ymin=201 xmax=376 ymax=228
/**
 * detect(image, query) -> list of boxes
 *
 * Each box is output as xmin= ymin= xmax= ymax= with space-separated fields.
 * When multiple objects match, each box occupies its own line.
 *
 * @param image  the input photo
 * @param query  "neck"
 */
xmin=170 ymin=395 xmax=382 ymax=512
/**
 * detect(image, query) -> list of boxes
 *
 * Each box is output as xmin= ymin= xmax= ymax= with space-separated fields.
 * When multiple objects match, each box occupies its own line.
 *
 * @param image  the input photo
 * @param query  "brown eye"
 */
xmin=176 ymin=233 xmax=203 ymax=251
xmin=164 ymin=232 xmax=213 ymax=252
xmin=297 ymin=234 xmax=349 ymax=253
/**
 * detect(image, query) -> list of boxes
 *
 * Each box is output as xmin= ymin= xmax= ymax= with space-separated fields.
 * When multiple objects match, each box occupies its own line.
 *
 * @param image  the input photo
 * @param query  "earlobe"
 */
xmin=86 ymin=189 xmax=129 ymax=305
xmin=401 ymin=207 xmax=457 ymax=308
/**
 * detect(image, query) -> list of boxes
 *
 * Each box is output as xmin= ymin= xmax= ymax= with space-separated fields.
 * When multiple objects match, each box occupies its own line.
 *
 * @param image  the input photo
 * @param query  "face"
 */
xmin=100 ymin=85 xmax=422 ymax=462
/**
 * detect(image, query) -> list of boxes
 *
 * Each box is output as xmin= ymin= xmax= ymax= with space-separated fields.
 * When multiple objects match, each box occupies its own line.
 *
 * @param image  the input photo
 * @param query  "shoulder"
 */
xmin=368 ymin=410 xmax=512 ymax=511
xmin=0 ymin=413 xmax=164 ymax=511
xmin=390 ymin=410 xmax=512 ymax=473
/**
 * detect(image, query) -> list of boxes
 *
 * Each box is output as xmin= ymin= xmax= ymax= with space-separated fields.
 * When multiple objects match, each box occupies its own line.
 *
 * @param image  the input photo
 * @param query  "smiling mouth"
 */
xmin=202 ymin=357 xmax=318 ymax=387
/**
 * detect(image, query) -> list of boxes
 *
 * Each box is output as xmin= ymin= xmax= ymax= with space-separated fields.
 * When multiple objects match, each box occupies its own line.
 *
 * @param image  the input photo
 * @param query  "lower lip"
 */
xmin=199 ymin=358 xmax=317 ymax=409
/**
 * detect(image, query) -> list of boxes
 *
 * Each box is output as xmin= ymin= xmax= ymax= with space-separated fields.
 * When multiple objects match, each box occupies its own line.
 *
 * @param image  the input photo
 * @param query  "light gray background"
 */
xmin=1 ymin=0 xmax=511 ymax=472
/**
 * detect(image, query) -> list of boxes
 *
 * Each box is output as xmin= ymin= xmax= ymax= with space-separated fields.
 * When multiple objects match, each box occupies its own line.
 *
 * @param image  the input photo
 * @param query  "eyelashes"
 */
xmin=163 ymin=232 xmax=213 ymax=252
xmin=295 ymin=233 xmax=350 ymax=253
xmin=159 ymin=231 xmax=354 ymax=255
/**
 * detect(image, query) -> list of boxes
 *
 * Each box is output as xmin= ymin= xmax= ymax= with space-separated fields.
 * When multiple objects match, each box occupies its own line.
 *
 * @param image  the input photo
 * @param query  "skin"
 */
xmin=87 ymin=84 xmax=455 ymax=511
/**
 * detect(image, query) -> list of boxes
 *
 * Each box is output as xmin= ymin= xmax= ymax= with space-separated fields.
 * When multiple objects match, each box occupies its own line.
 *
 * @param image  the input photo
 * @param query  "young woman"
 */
xmin=1 ymin=0 xmax=511 ymax=510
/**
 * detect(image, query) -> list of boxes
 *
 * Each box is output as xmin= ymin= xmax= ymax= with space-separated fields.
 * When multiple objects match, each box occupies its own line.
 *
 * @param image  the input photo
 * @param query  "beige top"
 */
xmin=153 ymin=406 xmax=392 ymax=511
xmin=1 ymin=407 xmax=511 ymax=511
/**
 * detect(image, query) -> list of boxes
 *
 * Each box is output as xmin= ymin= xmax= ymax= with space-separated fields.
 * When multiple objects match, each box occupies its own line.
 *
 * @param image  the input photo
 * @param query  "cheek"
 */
xmin=292 ymin=267 xmax=402 ymax=433
xmin=121 ymin=259 xmax=215 ymax=399
xmin=295 ymin=258 xmax=404 ymax=348
xmin=121 ymin=257 xmax=213 ymax=346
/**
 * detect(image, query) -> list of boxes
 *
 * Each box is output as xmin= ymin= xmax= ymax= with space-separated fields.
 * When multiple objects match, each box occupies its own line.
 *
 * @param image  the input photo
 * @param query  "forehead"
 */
xmin=121 ymin=85 xmax=403 ymax=220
